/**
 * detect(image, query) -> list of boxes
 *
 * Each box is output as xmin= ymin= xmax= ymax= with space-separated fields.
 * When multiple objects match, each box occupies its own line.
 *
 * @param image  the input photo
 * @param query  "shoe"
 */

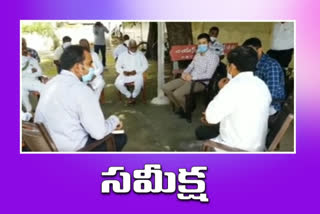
xmin=127 ymin=98 xmax=136 ymax=105
xmin=174 ymin=107 xmax=184 ymax=116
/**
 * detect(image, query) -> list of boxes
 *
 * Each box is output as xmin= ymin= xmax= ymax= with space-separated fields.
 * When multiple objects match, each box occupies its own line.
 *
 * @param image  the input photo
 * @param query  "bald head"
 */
xmin=128 ymin=39 xmax=138 ymax=53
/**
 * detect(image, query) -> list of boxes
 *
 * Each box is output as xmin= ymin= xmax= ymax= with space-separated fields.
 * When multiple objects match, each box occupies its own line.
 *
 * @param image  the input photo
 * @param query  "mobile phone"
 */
xmin=112 ymin=130 xmax=125 ymax=134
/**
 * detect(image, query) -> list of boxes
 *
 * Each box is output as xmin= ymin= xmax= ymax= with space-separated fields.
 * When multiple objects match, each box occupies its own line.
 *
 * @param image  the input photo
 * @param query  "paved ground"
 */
xmin=30 ymin=45 xmax=294 ymax=152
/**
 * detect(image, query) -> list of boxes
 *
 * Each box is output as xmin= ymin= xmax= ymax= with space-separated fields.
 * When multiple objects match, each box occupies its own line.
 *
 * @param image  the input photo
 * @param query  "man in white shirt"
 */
xmin=22 ymin=38 xmax=40 ymax=62
xmin=208 ymin=26 xmax=225 ymax=59
xmin=113 ymin=34 xmax=130 ymax=61
xmin=79 ymin=39 xmax=105 ymax=101
xmin=35 ymin=45 xmax=127 ymax=152
xmin=53 ymin=36 xmax=72 ymax=74
xmin=21 ymin=46 xmax=44 ymax=113
xmin=204 ymin=46 xmax=272 ymax=151
xmin=93 ymin=22 xmax=109 ymax=67
xmin=267 ymin=22 xmax=294 ymax=69
xmin=163 ymin=33 xmax=219 ymax=117
xmin=115 ymin=39 xmax=148 ymax=104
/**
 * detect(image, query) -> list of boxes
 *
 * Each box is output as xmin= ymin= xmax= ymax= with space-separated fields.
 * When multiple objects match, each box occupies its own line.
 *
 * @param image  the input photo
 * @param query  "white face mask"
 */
xmin=124 ymin=40 xmax=129 ymax=46
xmin=63 ymin=42 xmax=71 ymax=49
xmin=227 ymin=72 xmax=232 ymax=80
xmin=210 ymin=36 xmax=216 ymax=42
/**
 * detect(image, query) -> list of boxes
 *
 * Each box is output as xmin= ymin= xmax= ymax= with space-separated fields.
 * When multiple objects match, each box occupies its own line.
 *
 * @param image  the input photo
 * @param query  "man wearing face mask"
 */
xmin=163 ymin=33 xmax=219 ymax=117
xmin=242 ymin=37 xmax=285 ymax=117
xmin=79 ymin=39 xmax=105 ymax=101
xmin=35 ymin=45 xmax=127 ymax=152
xmin=204 ymin=46 xmax=272 ymax=151
xmin=53 ymin=36 xmax=72 ymax=74
xmin=115 ymin=39 xmax=148 ymax=104
xmin=113 ymin=34 xmax=130 ymax=61
xmin=208 ymin=26 xmax=224 ymax=59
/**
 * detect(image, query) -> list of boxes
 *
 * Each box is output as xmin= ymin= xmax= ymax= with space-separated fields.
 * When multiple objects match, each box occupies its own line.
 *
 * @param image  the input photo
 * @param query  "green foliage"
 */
xmin=22 ymin=22 xmax=60 ymax=49
xmin=122 ymin=22 xmax=137 ymax=28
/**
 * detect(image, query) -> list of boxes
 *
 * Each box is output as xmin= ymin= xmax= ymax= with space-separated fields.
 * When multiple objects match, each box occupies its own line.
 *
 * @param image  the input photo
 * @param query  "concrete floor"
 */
xmin=100 ymin=63 xmax=294 ymax=152
xmin=31 ymin=47 xmax=294 ymax=152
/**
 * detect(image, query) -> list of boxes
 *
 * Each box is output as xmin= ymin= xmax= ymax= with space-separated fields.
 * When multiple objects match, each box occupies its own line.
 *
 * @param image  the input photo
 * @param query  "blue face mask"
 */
xmin=197 ymin=44 xmax=208 ymax=53
xmin=82 ymin=68 xmax=95 ymax=83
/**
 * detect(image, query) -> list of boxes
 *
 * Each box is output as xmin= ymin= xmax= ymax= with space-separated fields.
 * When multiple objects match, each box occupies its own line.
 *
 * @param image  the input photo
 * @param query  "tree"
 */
xmin=166 ymin=22 xmax=193 ymax=67
xmin=145 ymin=22 xmax=158 ymax=60
xmin=145 ymin=22 xmax=193 ymax=61
xmin=166 ymin=22 xmax=193 ymax=47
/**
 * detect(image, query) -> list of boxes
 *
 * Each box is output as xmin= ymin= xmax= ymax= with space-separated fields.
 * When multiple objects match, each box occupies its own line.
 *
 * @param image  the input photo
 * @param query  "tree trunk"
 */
xmin=166 ymin=22 xmax=193 ymax=68
xmin=166 ymin=22 xmax=193 ymax=47
xmin=145 ymin=22 xmax=158 ymax=60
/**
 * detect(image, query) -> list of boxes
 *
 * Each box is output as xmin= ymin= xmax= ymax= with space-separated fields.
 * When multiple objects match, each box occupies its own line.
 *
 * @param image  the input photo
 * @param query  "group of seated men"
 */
xmin=22 ymin=23 xmax=292 ymax=152
xmin=163 ymin=25 xmax=291 ymax=152
xmin=21 ymin=35 xmax=150 ymax=151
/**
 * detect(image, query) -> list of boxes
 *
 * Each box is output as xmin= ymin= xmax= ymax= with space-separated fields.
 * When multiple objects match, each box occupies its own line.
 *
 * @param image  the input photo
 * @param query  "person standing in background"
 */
xmin=208 ymin=26 xmax=225 ymax=59
xmin=93 ymin=22 xmax=109 ymax=68
xmin=267 ymin=22 xmax=294 ymax=70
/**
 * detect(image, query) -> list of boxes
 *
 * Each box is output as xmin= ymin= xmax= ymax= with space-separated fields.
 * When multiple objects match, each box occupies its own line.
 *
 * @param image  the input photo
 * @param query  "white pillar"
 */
xmin=151 ymin=22 xmax=169 ymax=105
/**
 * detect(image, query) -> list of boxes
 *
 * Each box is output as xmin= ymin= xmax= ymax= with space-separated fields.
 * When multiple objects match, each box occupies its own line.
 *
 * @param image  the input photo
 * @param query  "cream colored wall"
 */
xmin=192 ymin=22 xmax=273 ymax=50
xmin=192 ymin=22 xmax=294 ymax=67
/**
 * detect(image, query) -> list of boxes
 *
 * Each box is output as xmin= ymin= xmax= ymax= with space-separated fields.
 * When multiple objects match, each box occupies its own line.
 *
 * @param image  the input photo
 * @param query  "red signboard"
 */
xmin=169 ymin=45 xmax=197 ymax=61
xmin=223 ymin=43 xmax=238 ymax=55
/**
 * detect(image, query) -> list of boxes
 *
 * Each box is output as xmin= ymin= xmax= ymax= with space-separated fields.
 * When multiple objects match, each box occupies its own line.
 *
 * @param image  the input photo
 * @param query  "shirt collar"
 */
xmin=233 ymin=71 xmax=254 ymax=79
xmin=257 ymin=54 xmax=270 ymax=67
xmin=60 ymin=69 xmax=80 ymax=81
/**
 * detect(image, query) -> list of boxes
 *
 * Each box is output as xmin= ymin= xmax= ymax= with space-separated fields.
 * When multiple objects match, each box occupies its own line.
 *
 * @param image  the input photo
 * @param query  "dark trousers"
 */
xmin=85 ymin=134 xmax=127 ymax=151
xmin=94 ymin=45 xmax=106 ymax=66
xmin=267 ymin=49 xmax=294 ymax=68
xmin=195 ymin=124 xmax=220 ymax=140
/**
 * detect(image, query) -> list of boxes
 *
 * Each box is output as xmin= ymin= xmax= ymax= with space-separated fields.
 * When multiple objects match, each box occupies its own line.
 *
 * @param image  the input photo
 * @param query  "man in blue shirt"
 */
xmin=243 ymin=38 xmax=285 ymax=115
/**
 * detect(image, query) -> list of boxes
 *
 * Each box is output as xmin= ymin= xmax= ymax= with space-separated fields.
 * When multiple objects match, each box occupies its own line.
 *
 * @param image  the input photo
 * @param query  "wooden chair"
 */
xmin=201 ymin=98 xmax=294 ymax=152
xmin=117 ymin=72 xmax=147 ymax=104
xmin=99 ymin=89 xmax=106 ymax=104
xmin=22 ymin=121 xmax=116 ymax=152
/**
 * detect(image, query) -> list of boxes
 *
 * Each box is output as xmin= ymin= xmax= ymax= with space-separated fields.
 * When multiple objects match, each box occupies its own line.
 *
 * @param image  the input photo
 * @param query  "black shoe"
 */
xmin=175 ymin=108 xmax=186 ymax=118
xmin=174 ymin=107 xmax=183 ymax=115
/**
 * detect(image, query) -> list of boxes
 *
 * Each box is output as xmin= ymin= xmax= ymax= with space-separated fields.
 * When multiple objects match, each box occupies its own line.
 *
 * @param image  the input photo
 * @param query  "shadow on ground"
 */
xmin=30 ymin=47 xmax=294 ymax=152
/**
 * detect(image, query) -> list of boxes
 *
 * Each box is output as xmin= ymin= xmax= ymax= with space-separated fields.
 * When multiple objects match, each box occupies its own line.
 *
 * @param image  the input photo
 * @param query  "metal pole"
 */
xmin=151 ymin=22 xmax=169 ymax=105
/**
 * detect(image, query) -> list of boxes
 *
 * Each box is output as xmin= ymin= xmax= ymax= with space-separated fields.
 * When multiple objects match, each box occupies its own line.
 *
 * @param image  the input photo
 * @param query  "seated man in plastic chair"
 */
xmin=199 ymin=46 xmax=272 ymax=151
xmin=21 ymin=45 xmax=44 ymax=113
xmin=163 ymin=33 xmax=219 ymax=118
xmin=115 ymin=39 xmax=148 ymax=104
xmin=35 ymin=45 xmax=127 ymax=152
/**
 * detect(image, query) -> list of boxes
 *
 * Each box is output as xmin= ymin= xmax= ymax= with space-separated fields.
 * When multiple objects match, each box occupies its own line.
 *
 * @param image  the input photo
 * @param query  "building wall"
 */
xmin=192 ymin=22 xmax=294 ymax=67
xmin=192 ymin=22 xmax=274 ymax=50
